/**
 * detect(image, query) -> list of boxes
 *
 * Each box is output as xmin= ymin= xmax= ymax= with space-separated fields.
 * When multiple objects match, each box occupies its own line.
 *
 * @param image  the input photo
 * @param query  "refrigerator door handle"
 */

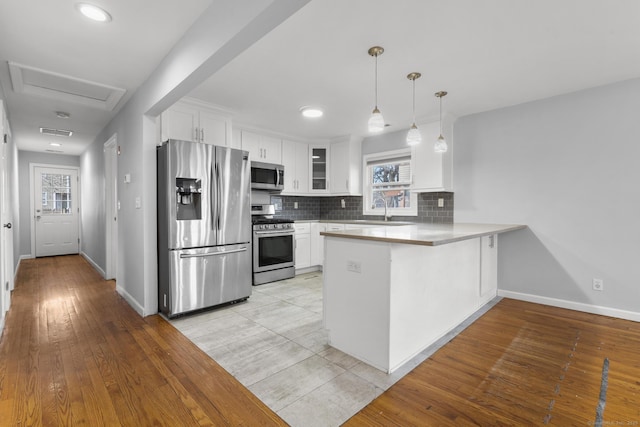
xmin=180 ymin=247 xmax=248 ymax=259
xmin=215 ymin=162 xmax=221 ymax=231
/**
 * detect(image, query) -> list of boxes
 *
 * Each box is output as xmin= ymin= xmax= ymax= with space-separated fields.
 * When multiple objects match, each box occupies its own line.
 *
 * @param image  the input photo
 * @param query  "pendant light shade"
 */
xmin=434 ymin=91 xmax=448 ymax=153
xmin=367 ymin=46 xmax=385 ymax=133
xmin=406 ymin=72 xmax=422 ymax=146
xmin=407 ymin=124 xmax=422 ymax=146
xmin=368 ymin=108 xmax=385 ymax=133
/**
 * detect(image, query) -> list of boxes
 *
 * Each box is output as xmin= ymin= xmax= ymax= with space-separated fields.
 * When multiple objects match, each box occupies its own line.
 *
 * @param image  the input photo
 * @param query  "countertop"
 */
xmin=320 ymin=223 xmax=527 ymax=246
xmin=294 ymin=219 xmax=414 ymax=226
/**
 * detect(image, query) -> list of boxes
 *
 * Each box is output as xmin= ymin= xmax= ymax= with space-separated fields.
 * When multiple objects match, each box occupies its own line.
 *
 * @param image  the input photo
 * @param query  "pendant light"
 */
xmin=367 ymin=46 xmax=385 ymax=133
xmin=406 ymin=72 xmax=422 ymax=146
xmin=434 ymin=91 xmax=448 ymax=153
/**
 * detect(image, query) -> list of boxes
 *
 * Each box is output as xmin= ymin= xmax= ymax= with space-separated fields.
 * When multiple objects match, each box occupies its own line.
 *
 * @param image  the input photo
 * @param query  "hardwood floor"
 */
xmin=0 ymin=255 xmax=286 ymax=426
xmin=1 ymin=255 xmax=638 ymax=426
xmin=346 ymin=298 xmax=640 ymax=426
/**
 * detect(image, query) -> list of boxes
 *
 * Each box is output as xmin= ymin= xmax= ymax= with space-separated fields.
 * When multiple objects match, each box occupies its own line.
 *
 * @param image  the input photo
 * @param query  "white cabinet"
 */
xmin=309 ymin=145 xmax=330 ymax=194
xmin=161 ymin=100 xmax=232 ymax=147
xmin=242 ymin=131 xmax=282 ymax=164
xmin=325 ymin=223 xmax=345 ymax=232
xmin=330 ymin=137 xmax=362 ymax=195
xmin=411 ymin=121 xmax=453 ymax=192
xmin=310 ymin=222 xmax=326 ymax=267
xmin=282 ymin=140 xmax=309 ymax=194
xmin=480 ymin=234 xmax=498 ymax=301
xmin=294 ymin=223 xmax=311 ymax=270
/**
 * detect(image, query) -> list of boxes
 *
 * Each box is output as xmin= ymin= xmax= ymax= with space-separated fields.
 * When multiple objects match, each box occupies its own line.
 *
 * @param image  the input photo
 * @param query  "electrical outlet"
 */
xmin=347 ymin=261 xmax=361 ymax=273
xmin=592 ymin=278 xmax=604 ymax=291
xmin=438 ymin=198 xmax=444 ymax=208
xmin=294 ymin=201 xmax=298 ymax=209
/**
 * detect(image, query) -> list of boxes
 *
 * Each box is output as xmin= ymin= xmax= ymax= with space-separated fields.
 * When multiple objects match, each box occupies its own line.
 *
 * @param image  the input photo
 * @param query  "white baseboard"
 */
xmin=14 ymin=257 xmax=22 ymax=284
xmin=295 ymin=265 xmax=322 ymax=275
xmin=116 ymin=284 xmax=145 ymax=317
xmin=498 ymin=290 xmax=640 ymax=322
xmin=19 ymin=254 xmax=34 ymax=260
xmin=80 ymin=252 xmax=106 ymax=278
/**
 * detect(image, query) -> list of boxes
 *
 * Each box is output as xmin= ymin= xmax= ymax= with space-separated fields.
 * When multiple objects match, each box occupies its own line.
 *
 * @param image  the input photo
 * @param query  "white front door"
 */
xmin=34 ymin=166 xmax=79 ymax=257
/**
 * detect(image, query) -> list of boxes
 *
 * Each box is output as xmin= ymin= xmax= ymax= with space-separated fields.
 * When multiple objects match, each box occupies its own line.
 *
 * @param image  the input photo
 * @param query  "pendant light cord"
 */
xmin=374 ymin=54 xmax=378 ymax=109
xmin=412 ymin=78 xmax=416 ymax=124
xmin=439 ymin=95 xmax=443 ymax=134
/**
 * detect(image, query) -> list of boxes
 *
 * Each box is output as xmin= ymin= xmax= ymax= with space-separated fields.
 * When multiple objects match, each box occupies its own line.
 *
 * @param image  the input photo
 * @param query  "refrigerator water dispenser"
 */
xmin=176 ymin=178 xmax=202 ymax=220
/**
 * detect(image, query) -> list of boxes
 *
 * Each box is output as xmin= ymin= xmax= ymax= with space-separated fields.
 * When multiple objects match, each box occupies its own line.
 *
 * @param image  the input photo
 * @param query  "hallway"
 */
xmin=0 ymin=255 xmax=284 ymax=425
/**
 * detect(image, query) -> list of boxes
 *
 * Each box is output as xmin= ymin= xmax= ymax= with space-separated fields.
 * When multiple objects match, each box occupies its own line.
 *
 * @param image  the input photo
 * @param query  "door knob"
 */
xmin=36 ymin=215 xmax=41 ymax=220
xmin=3 ymin=223 xmax=11 ymax=229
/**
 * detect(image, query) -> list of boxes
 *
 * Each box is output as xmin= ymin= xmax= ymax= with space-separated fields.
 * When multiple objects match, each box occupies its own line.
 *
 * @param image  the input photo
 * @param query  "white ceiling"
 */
xmin=2 ymin=0 xmax=640 ymax=154
xmin=0 ymin=0 xmax=212 ymax=154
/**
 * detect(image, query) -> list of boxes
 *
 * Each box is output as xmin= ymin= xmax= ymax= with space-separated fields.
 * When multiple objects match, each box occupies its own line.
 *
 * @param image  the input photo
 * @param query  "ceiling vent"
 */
xmin=8 ymin=61 xmax=126 ymax=111
xmin=40 ymin=127 xmax=73 ymax=137
xmin=45 ymin=149 xmax=64 ymax=154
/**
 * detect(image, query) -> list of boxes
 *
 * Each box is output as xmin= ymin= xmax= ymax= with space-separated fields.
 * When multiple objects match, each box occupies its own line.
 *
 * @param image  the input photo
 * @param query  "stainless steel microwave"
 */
xmin=251 ymin=161 xmax=284 ymax=192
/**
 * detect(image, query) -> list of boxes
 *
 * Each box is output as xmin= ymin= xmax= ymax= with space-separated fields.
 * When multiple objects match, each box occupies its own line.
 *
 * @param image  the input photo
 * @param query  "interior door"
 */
xmin=34 ymin=166 xmax=79 ymax=257
xmin=105 ymin=138 xmax=118 ymax=280
xmin=1 ymin=108 xmax=13 ymax=314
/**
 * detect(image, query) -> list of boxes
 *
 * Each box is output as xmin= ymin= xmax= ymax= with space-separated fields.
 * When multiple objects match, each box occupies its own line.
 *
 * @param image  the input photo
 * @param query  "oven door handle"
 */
xmin=254 ymin=230 xmax=294 ymax=236
xmin=180 ymin=247 xmax=247 ymax=259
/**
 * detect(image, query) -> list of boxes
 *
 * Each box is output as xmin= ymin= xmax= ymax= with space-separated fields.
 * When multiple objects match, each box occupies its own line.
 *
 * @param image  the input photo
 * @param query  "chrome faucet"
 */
xmin=373 ymin=197 xmax=391 ymax=221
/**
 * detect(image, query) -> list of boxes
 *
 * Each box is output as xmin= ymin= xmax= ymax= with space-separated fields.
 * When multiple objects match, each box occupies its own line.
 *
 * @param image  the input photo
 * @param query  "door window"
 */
xmin=41 ymin=173 xmax=72 ymax=214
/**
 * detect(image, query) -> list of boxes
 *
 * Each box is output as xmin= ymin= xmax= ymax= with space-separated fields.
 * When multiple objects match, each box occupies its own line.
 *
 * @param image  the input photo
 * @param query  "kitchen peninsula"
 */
xmin=321 ymin=223 xmax=526 ymax=373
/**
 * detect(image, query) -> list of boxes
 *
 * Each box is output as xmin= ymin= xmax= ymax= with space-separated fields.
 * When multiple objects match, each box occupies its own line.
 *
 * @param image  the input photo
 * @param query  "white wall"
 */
xmin=454 ymin=78 xmax=640 ymax=318
xmin=17 ymin=151 xmax=80 ymax=258
xmin=80 ymin=0 xmax=310 ymax=316
xmin=79 ymin=138 xmax=106 ymax=271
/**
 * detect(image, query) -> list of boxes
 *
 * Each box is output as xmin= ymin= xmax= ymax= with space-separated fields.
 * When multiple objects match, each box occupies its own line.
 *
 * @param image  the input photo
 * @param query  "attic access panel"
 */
xmin=8 ymin=61 xmax=126 ymax=111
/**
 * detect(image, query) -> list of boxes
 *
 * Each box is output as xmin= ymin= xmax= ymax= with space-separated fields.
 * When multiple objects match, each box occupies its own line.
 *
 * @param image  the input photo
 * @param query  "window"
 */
xmin=41 ymin=173 xmax=73 ymax=214
xmin=363 ymin=149 xmax=417 ymax=217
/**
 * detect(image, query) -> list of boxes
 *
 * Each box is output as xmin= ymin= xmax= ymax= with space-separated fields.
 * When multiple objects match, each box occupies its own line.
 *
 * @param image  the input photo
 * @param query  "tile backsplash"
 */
xmin=271 ymin=192 xmax=453 ymax=223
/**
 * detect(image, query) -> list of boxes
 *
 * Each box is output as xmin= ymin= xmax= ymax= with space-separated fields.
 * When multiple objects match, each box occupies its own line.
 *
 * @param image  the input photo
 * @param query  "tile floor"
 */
xmin=170 ymin=271 xmax=500 ymax=427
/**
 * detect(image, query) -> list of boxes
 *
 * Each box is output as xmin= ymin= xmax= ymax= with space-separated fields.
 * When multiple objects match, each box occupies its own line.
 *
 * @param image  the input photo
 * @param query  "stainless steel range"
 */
xmin=251 ymin=204 xmax=295 ymax=285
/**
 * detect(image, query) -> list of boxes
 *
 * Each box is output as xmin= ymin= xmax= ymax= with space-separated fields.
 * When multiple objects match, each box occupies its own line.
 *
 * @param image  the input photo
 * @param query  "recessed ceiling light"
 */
xmin=55 ymin=111 xmax=71 ymax=119
xmin=300 ymin=106 xmax=323 ymax=118
xmin=49 ymin=142 xmax=62 ymax=147
xmin=76 ymin=3 xmax=112 ymax=22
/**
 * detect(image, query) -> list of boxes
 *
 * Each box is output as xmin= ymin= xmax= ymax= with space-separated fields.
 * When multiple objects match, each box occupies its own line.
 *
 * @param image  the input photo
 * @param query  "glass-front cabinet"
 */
xmin=309 ymin=144 xmax=329 ymax=193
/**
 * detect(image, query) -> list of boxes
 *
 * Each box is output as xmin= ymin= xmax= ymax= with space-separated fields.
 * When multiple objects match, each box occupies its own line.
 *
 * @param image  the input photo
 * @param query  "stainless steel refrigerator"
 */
xmin=157 ymin=139 xmax=251 ymax=318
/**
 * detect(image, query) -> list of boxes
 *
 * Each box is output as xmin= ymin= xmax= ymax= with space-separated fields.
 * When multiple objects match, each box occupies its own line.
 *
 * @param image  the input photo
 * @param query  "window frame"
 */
xmin=362 ymin=148 xmax=417 ymax=217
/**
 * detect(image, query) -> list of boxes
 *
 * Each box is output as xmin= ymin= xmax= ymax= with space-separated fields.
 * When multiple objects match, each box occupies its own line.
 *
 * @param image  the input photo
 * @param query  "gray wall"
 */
xmin=79 ymin=138 xmax=106 ymax=271
xmin=18 ymin=151 xmax=80 ymax=258
xmin=80 ymin=1 xmax=306 ymax=315
xmin=454 ymin=78 xmax=640 ymax=314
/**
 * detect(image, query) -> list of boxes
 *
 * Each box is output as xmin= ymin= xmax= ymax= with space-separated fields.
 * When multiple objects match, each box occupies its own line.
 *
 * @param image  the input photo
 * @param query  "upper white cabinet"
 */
xmin=411 ymin=120 xmax=453 ymax=192
xmin=330 ymin=136 xmax=362 ymax=196
xmin=241 ymin=131 xmax=282 ymax=164
xmin=161 ymin=99 xmax=233 ymax=147
xmin=282 ymin=140 xmax=309 ymax=195
xmin=309 ymin=144 xmax=329 ymax=194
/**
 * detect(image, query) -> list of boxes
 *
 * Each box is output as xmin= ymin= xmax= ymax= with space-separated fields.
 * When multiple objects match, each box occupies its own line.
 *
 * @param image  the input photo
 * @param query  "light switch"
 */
xmin=124 ymin=173 xmax=131 ymax=184
xmin=135 ymin=197 xmax=141 ymax=209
